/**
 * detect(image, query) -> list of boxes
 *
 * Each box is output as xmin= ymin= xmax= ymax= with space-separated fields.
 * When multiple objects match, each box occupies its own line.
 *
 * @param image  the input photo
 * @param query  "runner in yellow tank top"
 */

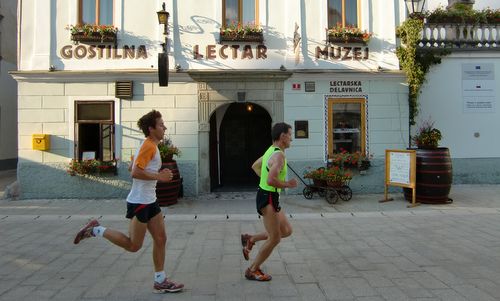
xmin=242 ymin=122 xmax=298 ymax=281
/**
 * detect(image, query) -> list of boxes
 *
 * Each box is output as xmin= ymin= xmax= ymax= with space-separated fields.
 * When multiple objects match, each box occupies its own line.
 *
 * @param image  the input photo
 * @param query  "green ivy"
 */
xmin=396 ymin=18 xmax=449 ymax=125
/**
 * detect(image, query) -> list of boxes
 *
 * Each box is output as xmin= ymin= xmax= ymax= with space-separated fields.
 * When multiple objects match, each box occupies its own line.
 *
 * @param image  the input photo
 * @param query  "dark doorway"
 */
xmin=210 ymin=103 xmax=272 ymax=191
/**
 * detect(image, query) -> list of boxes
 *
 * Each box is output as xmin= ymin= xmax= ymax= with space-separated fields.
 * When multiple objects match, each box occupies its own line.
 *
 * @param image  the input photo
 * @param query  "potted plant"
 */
xmin=359 ymin=152 xmax=374 ymax=171
xmin=67 ymin=24 xmax=118 ymax=43
xmin=304 ymin=167 xmax=328 ymax=187
xmin=304 ymin=166 xmax=352 ymax=187
xmin=324 ymin=166 xmax=353 ymax=188
xmin=404 ymin=118 xmax=452 ymax=204
xmin=328 ymin=150 xmax=361 ymax=169
xmin=156 ymin=137 xmax=182 ymax=206
xmin=411 ymin=119 xmax=442 ymax=149
xmin=67 ymin=158 xmax=118 ymax=176
xmin=158 ymin=137 xmax=181 ymax=162
xmin=326 ymin=23 xmax=372 ymax=44
xmin=220 ymin=21 xmax=264 ymax=43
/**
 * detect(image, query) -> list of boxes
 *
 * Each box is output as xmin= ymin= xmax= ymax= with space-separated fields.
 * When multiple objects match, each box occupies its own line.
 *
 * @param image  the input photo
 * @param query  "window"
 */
xmin=223 ymin=0 xmax=258 ymax=27
xmin=327 ymin=98 xmax=366 ymax=157
xmin=75 ymin=101 xmax=115 ymax=161
xmin=79 ymin=0 xmax=113 ymax=25
xmin=328 ymin=0 xmax=359 ymax=28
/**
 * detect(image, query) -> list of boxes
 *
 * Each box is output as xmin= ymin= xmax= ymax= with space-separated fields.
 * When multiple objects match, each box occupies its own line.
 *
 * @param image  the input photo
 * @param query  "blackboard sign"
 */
xmin=380 ymin=149 xmax=418 ymax=207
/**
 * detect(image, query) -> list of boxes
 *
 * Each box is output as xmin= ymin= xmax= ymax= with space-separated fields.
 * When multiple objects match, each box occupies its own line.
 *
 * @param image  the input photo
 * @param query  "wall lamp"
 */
xmin=157 ymin=3 xmax=169 ymax=35
xmin=157 ymin=2 xmax=169 ymax=86
xmin=404 ymin=0 xmax=426 ymax=17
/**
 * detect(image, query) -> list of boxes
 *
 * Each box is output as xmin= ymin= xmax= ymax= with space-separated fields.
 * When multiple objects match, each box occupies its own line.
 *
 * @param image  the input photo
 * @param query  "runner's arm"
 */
xmin=130 ymin=141 xmax=172 ymax=182
xmin=251 ymin=156 xmax=263 ymax=177
xmin=131 ymin=165 xmax=172 ymax=182
xmin=267 ymin=153 xmax=296 ymax=189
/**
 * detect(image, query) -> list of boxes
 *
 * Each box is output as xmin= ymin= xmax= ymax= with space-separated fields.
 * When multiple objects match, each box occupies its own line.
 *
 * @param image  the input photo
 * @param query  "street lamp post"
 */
xmin=157 ymin=2 xmax=169 ymax=86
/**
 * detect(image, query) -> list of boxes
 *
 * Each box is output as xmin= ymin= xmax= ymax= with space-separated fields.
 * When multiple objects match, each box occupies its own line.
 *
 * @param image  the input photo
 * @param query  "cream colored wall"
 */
xmin=18 ymin=0 xmax=404 ymax=72
xmin=284 ymin=73 xmax=409 ymax=162
xmin=16 ymin=75 xmax=198 ymax=164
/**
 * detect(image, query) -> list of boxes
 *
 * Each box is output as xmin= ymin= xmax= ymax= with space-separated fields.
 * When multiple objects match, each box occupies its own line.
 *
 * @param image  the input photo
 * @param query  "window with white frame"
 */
xmin=328 ymin=0 xmax=359 ymax=28
xmin=79 ymin=0 xmax=113 ymax=25
xmin=74 ymin=101 xmax=115 ymax=161
xmin=223 ymin=0 xmax=259 ymax=27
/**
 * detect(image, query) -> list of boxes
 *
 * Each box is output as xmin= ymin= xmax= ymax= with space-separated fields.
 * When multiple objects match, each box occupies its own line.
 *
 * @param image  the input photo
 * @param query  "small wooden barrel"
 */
xmin=156 ymin=161 xmax=181 ymax=206
xmin=404 ymin=147 xmax=453 ymax=204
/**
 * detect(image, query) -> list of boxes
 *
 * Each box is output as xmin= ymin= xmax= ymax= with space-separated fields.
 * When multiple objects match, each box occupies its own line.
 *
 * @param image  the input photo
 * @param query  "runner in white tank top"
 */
xmin=73 ymin=110 xmax=184 ymax=293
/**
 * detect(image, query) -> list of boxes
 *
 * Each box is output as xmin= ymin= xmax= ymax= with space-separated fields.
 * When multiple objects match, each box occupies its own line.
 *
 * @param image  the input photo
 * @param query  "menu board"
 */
xmin=385 ymin=150 xmax=416 ymax=188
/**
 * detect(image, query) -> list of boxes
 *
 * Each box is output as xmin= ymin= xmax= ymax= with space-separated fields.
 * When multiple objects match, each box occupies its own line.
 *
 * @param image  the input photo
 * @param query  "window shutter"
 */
xmin=115 ymin=81 xmax=133 ymax=99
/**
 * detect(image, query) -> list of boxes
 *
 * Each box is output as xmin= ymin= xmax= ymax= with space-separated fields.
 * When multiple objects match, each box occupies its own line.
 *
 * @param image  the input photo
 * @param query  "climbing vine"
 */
xmin=396 ymin=18 xmax=449 ymax=125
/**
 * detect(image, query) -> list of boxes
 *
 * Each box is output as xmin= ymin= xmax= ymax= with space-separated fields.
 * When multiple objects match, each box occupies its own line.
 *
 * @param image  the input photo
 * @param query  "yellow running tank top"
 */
xmin=259 ymin=146 xmax=287 ymax=192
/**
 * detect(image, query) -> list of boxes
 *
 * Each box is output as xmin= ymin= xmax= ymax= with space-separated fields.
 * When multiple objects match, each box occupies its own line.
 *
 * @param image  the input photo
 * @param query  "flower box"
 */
xmin=326 ymin=23 xmax=372 ymax=45
xmin=67 ymin=159 xmax=118 ymax=176
xmin=327 ymin=36 xmax=367 ymax=44
xmin=219 ymin=23 xmax=264 ymax=43
xmin=219 ymin=32 xmax=264 ymax=43
xmin=71 ymin=32 xmax=117 ymax=43
xmin=67 ymin=24 xmax=118 ymax=44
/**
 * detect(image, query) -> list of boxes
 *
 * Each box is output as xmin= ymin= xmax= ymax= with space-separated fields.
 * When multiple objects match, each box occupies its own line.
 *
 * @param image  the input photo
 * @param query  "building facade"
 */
xmin=0 ymin=0 xmax=18 ymax=171
xmin=14 ymin=0 xmax=496 ymax=199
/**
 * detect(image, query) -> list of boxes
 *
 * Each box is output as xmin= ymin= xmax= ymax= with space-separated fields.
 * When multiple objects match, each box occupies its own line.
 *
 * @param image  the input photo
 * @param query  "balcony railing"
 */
xmin=419 ymin=23 xmax=499 ymax=49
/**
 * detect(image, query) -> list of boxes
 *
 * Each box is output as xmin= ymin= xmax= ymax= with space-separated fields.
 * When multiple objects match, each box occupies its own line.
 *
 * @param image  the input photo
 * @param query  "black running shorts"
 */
xmin=126 ymin=202 xmax=162 ymax=223
xmin=256 ymin=188 xmax=281 ymax=216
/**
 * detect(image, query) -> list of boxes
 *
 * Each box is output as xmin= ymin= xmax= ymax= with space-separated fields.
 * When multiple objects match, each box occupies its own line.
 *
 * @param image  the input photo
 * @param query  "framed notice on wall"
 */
xmin=380 ymin=149 xmax=418 ymax=207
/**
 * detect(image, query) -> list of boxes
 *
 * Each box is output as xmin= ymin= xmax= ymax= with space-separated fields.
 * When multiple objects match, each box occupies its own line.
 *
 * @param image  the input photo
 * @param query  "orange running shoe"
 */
xmin=245 ymin=268 xmax=272 ymax=281
xmin=241 ymin=234 xmax=254 ymax=260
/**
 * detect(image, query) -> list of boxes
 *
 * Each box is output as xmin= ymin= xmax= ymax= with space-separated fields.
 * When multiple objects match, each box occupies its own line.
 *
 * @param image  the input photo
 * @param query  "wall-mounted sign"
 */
xmin=60 ymin=45 xmax=148 ymax=60
xmin=315 ymin=46 xmax=369 ymax=61
xmin=329 ymin=80 xmax=363 ymax=93
xmin=292 ymin=83 xmax=301 ymax=90
xmin=462 ymin=63 xmax=495 ymax=113
xmin=193 ymin=44 xmax=267 ymax=60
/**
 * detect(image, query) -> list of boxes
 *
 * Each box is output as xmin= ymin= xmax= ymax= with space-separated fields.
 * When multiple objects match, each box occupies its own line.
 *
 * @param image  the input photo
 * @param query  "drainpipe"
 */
xmin=17 ymin=0 xmax=22 ymax=69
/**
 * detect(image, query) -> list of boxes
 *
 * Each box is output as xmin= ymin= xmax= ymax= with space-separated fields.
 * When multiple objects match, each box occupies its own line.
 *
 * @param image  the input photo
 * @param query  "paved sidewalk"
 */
xmin=2 ymin=185 xmax=500 ymax=300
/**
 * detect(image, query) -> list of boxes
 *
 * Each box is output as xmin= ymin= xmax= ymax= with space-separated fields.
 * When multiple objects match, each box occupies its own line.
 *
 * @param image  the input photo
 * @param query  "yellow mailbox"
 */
xmin=32 ymin=134 xmax=50 ymax=151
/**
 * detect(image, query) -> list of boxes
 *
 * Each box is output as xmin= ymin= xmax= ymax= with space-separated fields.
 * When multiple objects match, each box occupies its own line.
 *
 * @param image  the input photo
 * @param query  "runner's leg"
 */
xmin=102 ymin=217 xmax=148 ymax=252
xmin=147 ymin=212 xmax=167 ymax=272
xmin=248 ymin=211 xmax=292 ymax=243
xmin=249 ymin=205 xmax=280 ymax=271
xmin=277 ymin=210 xmax=292 ymax=238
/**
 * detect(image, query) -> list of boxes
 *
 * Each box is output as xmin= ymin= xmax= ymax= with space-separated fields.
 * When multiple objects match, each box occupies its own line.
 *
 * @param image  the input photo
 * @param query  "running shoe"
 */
xmin=73 ymin=219 xmax=99 ymax=244
xmin=245 ymin=268 xmax=272 ymax=281
xmin=241 ymin=234 xmax=254 ymax=260
xmin=241 ymin=233 xmax=251 ymax=247
xmin=153 ymin=278 xmax=184 ymax=293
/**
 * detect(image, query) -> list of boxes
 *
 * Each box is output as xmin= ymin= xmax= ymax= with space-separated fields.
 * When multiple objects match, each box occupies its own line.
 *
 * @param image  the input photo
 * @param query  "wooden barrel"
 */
xmin=404 ymin=147 xmax=453 ymax=204
xmin=156 ymin=161 xmax=181 ymax=206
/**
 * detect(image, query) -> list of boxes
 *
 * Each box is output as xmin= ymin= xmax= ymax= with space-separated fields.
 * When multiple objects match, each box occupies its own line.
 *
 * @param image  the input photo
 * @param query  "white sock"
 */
xmin=155 ymin=271 xmax=166 ymax=283
xmin=92 ymin=226 xmax=106 ymax=237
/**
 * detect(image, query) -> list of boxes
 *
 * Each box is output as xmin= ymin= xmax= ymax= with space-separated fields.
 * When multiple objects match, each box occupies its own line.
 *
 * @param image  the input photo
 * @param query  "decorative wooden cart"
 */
xmin=288 ymin=165 xmax=353 ymax=204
